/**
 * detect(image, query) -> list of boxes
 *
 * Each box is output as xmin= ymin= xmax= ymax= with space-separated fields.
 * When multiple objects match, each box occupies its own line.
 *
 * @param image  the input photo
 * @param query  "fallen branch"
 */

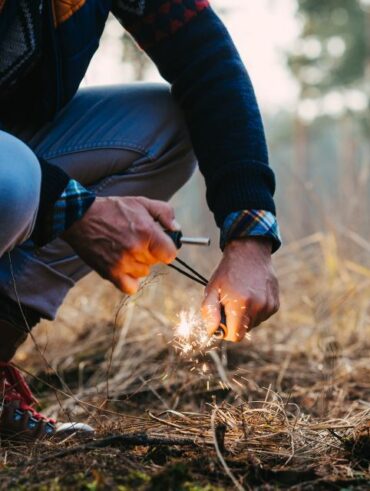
xmin=23 ymin=433 xmax=198 ymax=465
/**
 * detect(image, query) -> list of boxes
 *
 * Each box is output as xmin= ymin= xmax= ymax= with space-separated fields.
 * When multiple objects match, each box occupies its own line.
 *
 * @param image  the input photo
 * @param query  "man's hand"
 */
xmin=201 ymin=238 xmax=279 ymax=342
xmin=62 ymin=196 xmax=178 ymax=294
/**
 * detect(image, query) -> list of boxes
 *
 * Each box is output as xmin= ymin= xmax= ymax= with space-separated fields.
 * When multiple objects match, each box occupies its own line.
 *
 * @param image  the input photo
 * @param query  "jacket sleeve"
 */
xmin=33 ymin=158 xmax=95 ymax=246
xmin=112 ymin=0 xmax=276 ymax=228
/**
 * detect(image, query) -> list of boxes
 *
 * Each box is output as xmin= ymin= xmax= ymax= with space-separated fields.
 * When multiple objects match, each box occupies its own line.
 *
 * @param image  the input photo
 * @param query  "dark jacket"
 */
xmin=0 ymin=0 xmax=276 ymax=242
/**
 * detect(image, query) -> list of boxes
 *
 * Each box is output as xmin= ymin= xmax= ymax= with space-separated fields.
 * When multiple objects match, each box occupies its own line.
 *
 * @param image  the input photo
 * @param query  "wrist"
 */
xmin=224 ymin=236 xmax=273 ymax=255
xmin=62 ymin=197 xmax=102 ymax=244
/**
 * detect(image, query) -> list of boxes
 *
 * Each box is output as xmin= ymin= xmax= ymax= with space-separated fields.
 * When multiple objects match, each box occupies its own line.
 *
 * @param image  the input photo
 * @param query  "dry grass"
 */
xmin=0 ymin=233 xmax=369 ymax=490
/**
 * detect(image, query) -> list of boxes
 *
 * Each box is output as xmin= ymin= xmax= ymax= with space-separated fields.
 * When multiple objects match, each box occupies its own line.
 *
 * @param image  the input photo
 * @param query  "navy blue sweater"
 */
xmin=0 ymin=0 xmax=276 ymax=241
xmin=115 ymin=0 xmax=276 ymax=227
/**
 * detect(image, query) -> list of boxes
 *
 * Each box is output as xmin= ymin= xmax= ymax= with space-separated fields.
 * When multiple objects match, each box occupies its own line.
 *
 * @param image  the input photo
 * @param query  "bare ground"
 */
xmin=0 ymin=233 xmax=369 ymax=490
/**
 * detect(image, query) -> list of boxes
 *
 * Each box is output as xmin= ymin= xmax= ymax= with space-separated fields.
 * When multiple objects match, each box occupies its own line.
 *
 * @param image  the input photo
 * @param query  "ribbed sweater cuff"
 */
xmin=207 ymin=161 xmax=276 ymax=228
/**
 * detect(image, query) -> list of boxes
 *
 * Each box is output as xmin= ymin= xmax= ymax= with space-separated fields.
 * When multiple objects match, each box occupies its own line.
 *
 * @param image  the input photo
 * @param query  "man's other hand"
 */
xmin=62 ymin=196 xmax=178 ymax=294
xmin=201 ymin=238 xmax=279 ymax=342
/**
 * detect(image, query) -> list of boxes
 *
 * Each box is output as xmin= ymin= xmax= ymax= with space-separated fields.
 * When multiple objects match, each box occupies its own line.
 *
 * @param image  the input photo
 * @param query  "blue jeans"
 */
xmin=0 ymin=84 xmax=196 ymax=319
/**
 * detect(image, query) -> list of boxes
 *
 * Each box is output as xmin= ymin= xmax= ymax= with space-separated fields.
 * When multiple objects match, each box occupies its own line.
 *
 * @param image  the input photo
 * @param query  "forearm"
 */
xmin=113 ymin=0 xmax=277 ymax=229
xmin=149 ymin=5 xmax=275 ymax=225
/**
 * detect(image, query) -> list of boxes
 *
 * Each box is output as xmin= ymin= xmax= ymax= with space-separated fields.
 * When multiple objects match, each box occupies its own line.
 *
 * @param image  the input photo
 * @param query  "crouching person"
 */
xmin=0 ymin=0 xmax=280 ymax=441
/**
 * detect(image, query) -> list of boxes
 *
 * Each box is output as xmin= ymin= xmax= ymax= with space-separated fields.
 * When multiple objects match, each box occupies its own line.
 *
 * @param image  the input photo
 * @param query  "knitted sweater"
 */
xmin=0 ymin=0 xmax=281 ymax=250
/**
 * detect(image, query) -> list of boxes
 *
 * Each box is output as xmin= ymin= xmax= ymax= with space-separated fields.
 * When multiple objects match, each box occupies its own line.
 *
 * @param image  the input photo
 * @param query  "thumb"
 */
xmin=141 ymin=198 xmax=179 ymax=231
xmin=201 ymin=288 xmax=221 ymax=337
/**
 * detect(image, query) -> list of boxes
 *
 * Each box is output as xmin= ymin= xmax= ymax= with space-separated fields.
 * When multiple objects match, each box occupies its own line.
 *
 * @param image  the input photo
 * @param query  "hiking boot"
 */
xmin=0 ymin=361 xmax=94 ymax=442
xmin=0 ymin=309 xmax=56 ymax=441
xmin=0 ymin=296 xmax=94 ymax=442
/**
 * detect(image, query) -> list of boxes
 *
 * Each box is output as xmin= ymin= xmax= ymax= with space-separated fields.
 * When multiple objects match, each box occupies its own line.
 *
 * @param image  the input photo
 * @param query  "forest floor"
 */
xmin=0 ymin=233 xmax=369 ymax=490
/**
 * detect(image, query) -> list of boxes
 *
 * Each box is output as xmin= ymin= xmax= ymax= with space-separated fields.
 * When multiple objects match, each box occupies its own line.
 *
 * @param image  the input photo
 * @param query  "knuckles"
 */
xmin=133 ymin=219 xmax=154 ymax=241
xmin=242 ymin=293 xmax=267 ymax=312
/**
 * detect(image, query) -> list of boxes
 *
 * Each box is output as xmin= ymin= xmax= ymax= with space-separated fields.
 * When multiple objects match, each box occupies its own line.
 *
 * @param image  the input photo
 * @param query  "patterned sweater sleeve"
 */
xmin=112 ymin=0 xmax=277 ymax=232
xmin=31 ymin=158 xmax=95 ymax=246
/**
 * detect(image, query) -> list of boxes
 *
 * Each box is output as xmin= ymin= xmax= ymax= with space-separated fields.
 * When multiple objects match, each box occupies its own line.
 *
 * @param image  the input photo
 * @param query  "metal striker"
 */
xmin=166 ymin=230 xmax=211 ymax=248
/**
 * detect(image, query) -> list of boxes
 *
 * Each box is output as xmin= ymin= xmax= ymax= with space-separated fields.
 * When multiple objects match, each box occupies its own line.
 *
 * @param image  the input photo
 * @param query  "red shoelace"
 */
xmin=0 ymin=362 xmax=56 ymax=424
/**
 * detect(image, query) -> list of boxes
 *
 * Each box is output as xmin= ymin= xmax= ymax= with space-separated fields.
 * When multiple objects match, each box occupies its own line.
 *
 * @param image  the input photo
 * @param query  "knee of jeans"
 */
xmin=152 ymin=86 xmax=198 ymax=183
xmin=174 ymin=144 xmax=198 ymax=189
xmin=0 ymin=132 xmax=41 ymax=241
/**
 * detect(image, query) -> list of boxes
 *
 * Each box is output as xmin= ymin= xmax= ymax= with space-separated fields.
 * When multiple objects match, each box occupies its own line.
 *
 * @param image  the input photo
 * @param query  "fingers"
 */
xmin=140 ymin=198 xmax=179 ymax=263
xmin=110 ymin=272 xmax=140 ymax=295
xmin=131 ymin=198 xmax=179 ymax=264
xmin=117 ymin=275 xmax=140 ymax=295
xmin=112 ymin=254 xmax=151 ymax=278
xmin=204 ymin=290 xmax=277 ymax=342
xmin=148 ymin=222 xmax=178 ymax=264
xmin=132 ymin=249 xmax=158 ymax=266
xmin=202 ymin=286 xmax=280 ymax=342
xmin=224 ymin=301 xmax=249 ymax=342
xmin=252 ymin=290 xmax=280 ymax=329
xmin=201 ymin=289 xmax=221 ymax=337
xmin=140 ymin=197 xmax=179 ymax=231
xmin=202 ymin=288 xmax=250 ymax=342
xmin=110 ymin=254 xmax=151 ymax=294
xmin=123 ymin=260 xmax=151 ymax=279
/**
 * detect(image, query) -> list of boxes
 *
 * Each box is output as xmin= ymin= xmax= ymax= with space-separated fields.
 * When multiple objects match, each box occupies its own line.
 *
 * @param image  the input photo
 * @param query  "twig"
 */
xmin=211 ymin=409 xmax=245 ymax=491
xmin=23 ymin=433 xmax=197 ymax=466
xmin=106 ymin=295 xmax=131 ymax=398
xmin=209 ymin=351 xmax=231 ymax=387
xmin=215 ymin=423 xmax=227 ymax=455
xmin=148 ymin=411 xmax=191 ymax=431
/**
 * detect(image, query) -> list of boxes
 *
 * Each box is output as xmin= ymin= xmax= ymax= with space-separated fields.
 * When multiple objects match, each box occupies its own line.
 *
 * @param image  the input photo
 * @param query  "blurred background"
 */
xmin=84 ymin=0 xmax=370 ymax=250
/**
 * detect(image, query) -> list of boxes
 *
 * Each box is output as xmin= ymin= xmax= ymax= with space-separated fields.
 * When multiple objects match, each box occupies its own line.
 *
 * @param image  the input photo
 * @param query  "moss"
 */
xmin=146 ymin=463 xmax=224 ymax=491
xmin=184 ymin=484 xmax=224 ymax=491
xmin=125 ymin=470 xmax=151 ymax=488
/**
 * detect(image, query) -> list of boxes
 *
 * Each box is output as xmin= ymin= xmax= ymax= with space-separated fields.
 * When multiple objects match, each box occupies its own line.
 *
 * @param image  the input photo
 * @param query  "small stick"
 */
xmin=215 ymin=423 xmax=227 ymax=455
xmin=211 ymin=409 xmax=245 ymax=491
